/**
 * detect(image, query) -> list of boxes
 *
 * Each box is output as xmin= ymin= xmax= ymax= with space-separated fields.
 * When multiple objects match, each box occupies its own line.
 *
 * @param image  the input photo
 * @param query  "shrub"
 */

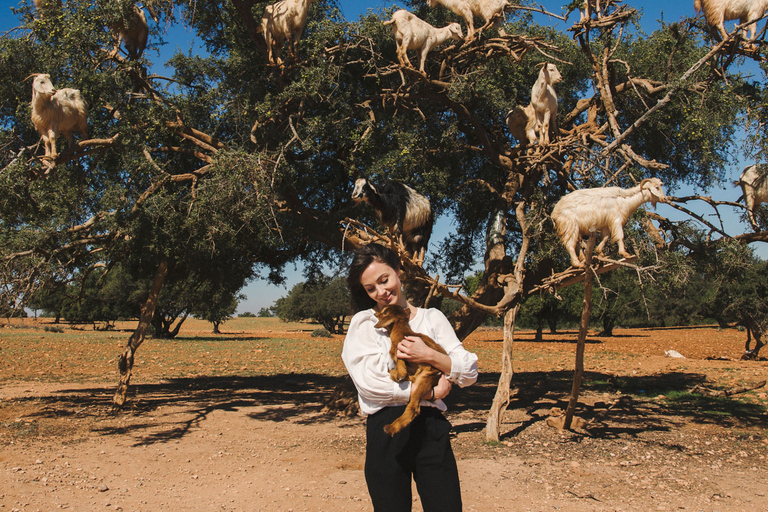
xmin=311 ymin=328 xmax=333 ymax=338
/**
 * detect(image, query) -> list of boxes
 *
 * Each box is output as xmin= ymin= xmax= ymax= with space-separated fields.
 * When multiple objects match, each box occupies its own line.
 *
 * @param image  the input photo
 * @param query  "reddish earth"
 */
xmin=1 ymin=318 xmax=767 ymax=511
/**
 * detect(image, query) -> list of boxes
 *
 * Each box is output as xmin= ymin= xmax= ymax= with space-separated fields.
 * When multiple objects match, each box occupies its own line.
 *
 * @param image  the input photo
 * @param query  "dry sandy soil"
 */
xmin=1 ymin=318 xmax=768 ymax=512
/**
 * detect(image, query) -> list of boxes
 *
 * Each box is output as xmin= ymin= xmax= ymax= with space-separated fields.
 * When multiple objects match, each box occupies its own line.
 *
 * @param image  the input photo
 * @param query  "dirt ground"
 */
xmin=1 ymin=318 xmax=768 ymax=512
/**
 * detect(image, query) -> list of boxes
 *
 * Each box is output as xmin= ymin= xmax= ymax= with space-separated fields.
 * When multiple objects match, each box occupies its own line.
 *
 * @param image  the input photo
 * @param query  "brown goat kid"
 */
xmin=374 ymin=305 xmax=446 ymax=436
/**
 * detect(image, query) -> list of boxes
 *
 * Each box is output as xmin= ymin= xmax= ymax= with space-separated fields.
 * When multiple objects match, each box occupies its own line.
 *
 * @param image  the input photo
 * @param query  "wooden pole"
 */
xmin=563 ymin=229 xmax=597 ymax=429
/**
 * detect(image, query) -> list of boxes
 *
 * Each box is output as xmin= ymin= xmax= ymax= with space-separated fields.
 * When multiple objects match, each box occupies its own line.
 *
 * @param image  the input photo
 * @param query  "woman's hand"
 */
xmin=431 ymin=374 xmax=452 ymax=401
xmin=397 ymin=335 xmax=453 ymax=375
xmin=396 ymin=335 xmax=435 ymax=363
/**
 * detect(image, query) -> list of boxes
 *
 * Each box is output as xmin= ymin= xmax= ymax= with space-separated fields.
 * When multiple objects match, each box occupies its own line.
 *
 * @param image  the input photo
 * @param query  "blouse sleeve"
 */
xmin=341 ymin=311 xmax=411 ymax=410
xmin=424 ymin=309 xmax=479 ymax=388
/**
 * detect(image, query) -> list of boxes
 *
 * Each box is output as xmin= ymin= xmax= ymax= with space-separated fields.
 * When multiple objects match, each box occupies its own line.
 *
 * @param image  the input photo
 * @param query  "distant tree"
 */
xmin=274 ymin=274 xmax=350 ymax=334
xmin=195 ymin=292 xmax=242 ymax=334
xmin=257 ymin=307 xmax=273 ymax=318
xmin=519 ymin=284 xmax=583 ymax=339
xmin=28 ymin=265 xmax=144 ymax=328
xmin=239 ymin=311 xmax=257 ymax=318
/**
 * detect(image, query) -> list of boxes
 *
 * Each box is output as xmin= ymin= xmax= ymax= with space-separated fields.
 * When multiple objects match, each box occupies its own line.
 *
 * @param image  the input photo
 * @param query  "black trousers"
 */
xmin=364 ymin=406 xmax=462 ymax=512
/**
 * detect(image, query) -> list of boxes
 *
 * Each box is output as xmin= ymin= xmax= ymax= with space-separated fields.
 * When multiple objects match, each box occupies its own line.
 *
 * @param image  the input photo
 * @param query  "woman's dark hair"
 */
xmin=347 ymin=243 xmax=401 ymax=313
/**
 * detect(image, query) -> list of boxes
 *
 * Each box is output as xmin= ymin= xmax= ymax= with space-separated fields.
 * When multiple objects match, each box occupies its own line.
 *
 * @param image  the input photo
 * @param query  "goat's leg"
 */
xmin=383 ymin=369 xmax=437 ymax=435
xmin=462 ymin=11 xmax=475 ymax=39
xmin=418 ymin=44 xmax=432 ymax=75
xmin=594 ymin=229 xmax=610 ymax=255
xmin=611 ymin=224 xmax=632 ymax=259
xmin=746 ymin=195 xmax=760 ymax=231
xmin=390 ymin=358 xmax=409 ymax=382
xmin=46 ymin=130 xmax=57 ymax=159
xmin=388 ymin=338 xmax=409 ymax=381
xmin=564 ymin=235 xmax=582 ymax=268
xmin=540 ymin=112 xmax=550 ymax=145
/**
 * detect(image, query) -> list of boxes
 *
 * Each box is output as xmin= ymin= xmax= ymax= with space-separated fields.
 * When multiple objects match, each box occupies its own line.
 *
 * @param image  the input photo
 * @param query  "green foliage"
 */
xmin=274 ymin=273 xmax=350 ymax=334
xmin=0 ymin=0 xmax=765 ymax=346
xmin=257 ymin=307 xmax=274 ymax=318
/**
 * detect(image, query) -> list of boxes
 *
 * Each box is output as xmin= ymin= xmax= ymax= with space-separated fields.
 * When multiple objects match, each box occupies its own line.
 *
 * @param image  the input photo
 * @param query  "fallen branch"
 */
xmin=690 ymin=380 xmax=766 ymax=397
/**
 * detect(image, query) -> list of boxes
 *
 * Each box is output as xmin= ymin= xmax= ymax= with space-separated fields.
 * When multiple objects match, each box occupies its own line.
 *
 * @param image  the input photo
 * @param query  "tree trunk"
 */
xmin=212 ymin=321 xmax=221 ymax=334
xmin=563 ymin=231 xmax=596 ymax=430
xmin=113 ymin=259 xmax=169 ymax=407
xmin=547 ymin=317 xmax=558 ymax=334
xmin=535 ymin=317 xmax=544 ymax=342
xmin=485 ymin=304 xmax=519 ymax=442
xmin=453 ymin=207 xmax=512 ymax=340
xmin=600 ymin=316 xmax=615 ymax=337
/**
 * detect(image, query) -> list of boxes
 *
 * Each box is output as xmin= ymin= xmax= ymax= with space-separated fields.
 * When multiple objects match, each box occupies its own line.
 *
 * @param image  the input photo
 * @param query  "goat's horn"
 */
xmin=24 ymin=74 xmax=41 ymax=82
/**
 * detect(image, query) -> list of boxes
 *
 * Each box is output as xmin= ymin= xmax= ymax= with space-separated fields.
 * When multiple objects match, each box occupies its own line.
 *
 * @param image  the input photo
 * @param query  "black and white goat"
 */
xmin=351 ymin=178 xmax=434 ymax=265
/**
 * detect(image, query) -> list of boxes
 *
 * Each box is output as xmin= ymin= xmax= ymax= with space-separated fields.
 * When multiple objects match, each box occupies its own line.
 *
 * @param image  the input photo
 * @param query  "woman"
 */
xmin=342 ymin=243 xmax=478 ymax=512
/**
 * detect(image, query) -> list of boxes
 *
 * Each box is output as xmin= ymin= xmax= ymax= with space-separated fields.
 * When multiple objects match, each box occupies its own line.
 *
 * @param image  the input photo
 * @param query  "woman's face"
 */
xmin=360 ymin=259 xmax=406 ymax=310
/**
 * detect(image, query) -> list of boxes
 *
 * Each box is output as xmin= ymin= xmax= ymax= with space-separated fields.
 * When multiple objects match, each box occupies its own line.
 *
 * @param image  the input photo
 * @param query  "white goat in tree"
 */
xmin=531 ymin=62 xmax=562 ymax=145
xmin=427 ymin=0 xmax=509 ymax=38
xmin=505 ymin=104 xmax=538 ymax=148
xmin=30 ymin=74 xmax=88 ymax=160
xmin=383 ymin=9 xmax=463 ymax=75
xmin=737 ymin=163 xmax=768 ymax=230
xmin=551 ymin=178 xmax=667 ymax=268
xmin=694 ymin=0 xmax=768 ymax=40
xmin=261 ymin=0 xmax=314 ymax=66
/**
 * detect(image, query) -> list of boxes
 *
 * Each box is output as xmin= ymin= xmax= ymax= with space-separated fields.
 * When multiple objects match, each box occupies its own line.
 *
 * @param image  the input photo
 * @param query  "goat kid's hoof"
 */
xmin=383 ymin=424 xmax=399 ymax=436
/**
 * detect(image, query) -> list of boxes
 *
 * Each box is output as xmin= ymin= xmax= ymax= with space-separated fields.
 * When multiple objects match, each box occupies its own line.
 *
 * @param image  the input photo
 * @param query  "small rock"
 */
xmin=97 ymin=484 xmax=109 ymax=492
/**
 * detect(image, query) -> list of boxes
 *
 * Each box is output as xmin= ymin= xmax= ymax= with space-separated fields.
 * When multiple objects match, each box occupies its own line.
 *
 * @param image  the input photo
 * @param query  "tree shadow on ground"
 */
xmin=6 ymin=369 xmax=766 ymax=447
xmin=451 ymin=370 xmax=768 ymax=440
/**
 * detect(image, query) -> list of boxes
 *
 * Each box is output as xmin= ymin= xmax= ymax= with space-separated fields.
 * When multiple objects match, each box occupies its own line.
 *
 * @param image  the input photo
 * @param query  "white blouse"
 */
xmin=341 ymin=307 xmax=479 ymax=416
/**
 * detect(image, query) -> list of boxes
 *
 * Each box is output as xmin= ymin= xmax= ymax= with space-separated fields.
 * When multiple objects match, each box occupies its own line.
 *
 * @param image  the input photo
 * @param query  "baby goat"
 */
xmin=30 ymin=74 xmax=88 ymax=160
xmin=374 ymin=305 xmax=447 ymax=436
xmin=351 ymin=178 xmax=434 ymax=265
xmin=736 ymin=163 xmax=768 ymax=231
xmin=261 ymin=0 xmax=313 ymax=66
xmin=384 ymin=9 xmax=463 ymax=75
xmin=506 ymin=104 xmax=538 ymax=148
xmin=694 ymin=0 xmax=768 ymax=41
xmin=427 ymin=0 xmax=509 ymax=38
xmin=551 ymin=178 xmax=666 ymax=268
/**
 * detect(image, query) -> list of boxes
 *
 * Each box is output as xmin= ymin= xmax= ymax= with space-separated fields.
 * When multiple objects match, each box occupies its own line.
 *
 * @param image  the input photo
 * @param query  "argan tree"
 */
xmin=1 ymin=1 xmax=766 ymax=439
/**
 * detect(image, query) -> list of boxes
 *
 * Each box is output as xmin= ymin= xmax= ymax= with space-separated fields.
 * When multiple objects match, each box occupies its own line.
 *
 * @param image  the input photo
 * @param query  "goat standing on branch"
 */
xmin=694 ymin=0 xmax=768 ymax=41
xmin=736 ymin=163 xmax=768 ymax=231
xmin=551 ymin=178 xmax=667 ymax=268
xmin=531 ymin=62 xmax=562 ymax=145
xmin=384 ymin=9 xmax=463 ymax=75
xmin=261 ymin=0 xmax=313 ymax=66
xmin=109 ymin=3 xmax=149 ymax=60
xmin=30 ymin=73 xmax=88 ymax=161
xmin=427 ymin=0 xmax=509 ymax=38
xmin=351 ymin=178 xmax=434 ymax=266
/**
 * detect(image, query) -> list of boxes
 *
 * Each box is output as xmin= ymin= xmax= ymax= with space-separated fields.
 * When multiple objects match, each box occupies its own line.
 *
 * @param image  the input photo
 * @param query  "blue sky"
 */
xmin=2 ymin=1 xmax=765 ymax=313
